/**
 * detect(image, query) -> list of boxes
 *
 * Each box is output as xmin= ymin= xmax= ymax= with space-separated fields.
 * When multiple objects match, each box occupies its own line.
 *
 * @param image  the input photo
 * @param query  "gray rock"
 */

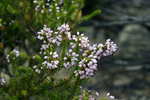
xmin=84 ymin=26 xmax=95 ymax=44
xmin=0 ymin=72 xmax=10 ymax=84
xmin=94 ymin=29 xmax=106 ymax=43
xmin=4 ymin=47 xmax=11 ymax=56
xmin=119 ymin=24 xmax=150 ymax=42
xmin=84 ymin=26 xmax=106 ymax=44
xmin=118 ymin=24 xmax=150 ymax=59
xmin=113 ymin=75 xmax=132 ymax=86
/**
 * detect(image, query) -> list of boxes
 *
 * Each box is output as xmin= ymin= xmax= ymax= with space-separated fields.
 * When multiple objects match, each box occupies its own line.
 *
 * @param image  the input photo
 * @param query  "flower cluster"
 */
xmin=37 ymin=24 xmax=71 ymax=46
xmin=57 ymin=23 xmax=71 ymax=40
xmin=95 ymin=92 xmax=115 ymax=100
xmin=6 ymin=49 xmax=20 ymax=63
xmin=0 ymin=78 xmax=6 ymax=86
xmin=35 ymin=23 xmax=118 ymax=76
xmin=33 ymin=51 xmax=59 ymax=74
xmin=77 ymin=86 xmax=115 ymax=100
xmin=101 ymin=39 xmax=118 ymax=57
xmin=33 ymin=23 xmax=72 ymax=74
xmin=43 ymin=51 xmax=59 ymax=70
xmin=63 ymin=50 xmax=78 ymax=68
xmin=6 ymin=23 xmax=117 ymax=78
xmin=33 ymin=0 xmax=61 ymax=15
xmin=9 ymin=20 xmax=15 ymax=25
xmin=78 ymin=90 xmax=96 ymax=100
xmin=78 ymin=33 xmax=90 ymax=48
xmin=33 ymin=0 xmax=50 ymax=13
xmin=74 ymin=39 xmax=118 ymax=79
xmin=71 ymin=32 xmax=90 ymax=49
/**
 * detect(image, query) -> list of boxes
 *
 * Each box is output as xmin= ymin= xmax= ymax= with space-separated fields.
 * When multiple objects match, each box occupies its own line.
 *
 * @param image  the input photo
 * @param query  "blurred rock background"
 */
xmin=81 ymin=0 xmax=150 ymax=100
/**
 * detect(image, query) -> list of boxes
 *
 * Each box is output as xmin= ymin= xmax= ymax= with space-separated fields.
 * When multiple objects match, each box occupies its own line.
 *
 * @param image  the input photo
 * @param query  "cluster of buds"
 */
xmin=63 ymin=49 xmax=79 ymax=68
xmin=57 ymin=23 xmax=71 ymax=40
xmin=77 ymin=86 xmax=95 ymax=100
xmin=33 ymin=23 xmax=72 ymax=74
xmin=33 ymin=51 xmax=59 ymax=74
xmin=33 ymin=0 xmax=50 ymax=13
xmin=78 ymin=33 xmax=90 ymax=48
xmin=6 ymin=49 xmax=20 ymax=63
xmin=71 ymin=32 xmax=90 ymax=49
xmin=44 ymin=51 xmax=59 ymax=70
xmin=9 ymin=20 xmax=15 ymax=25
xmin=77 ymin=86 xmax=115 ymax=100
xmin=0 ymin=78 xmax=6 ymax=86
xmin=33 ymin=0 xmax=62 ymax=16
xmin=95 ymin=92 xmax=115 ymax=100
xmin=74 ymin=39 xmax=118 ymax=79
xmin=37 ymin=24 xmax=71 ymax=46
xmin=6 ymin=23 xmax=117 ymax=78
xmin=35 ymin=23 xmax=118 ymax=76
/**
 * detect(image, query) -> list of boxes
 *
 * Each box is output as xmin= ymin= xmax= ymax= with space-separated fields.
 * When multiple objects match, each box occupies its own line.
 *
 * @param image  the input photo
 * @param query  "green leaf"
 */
xmin=18 ymin=66 xmax=26 ymax=73
xmin=35 ymin=55 xmax=43 ymax=63
xmin=74 ymin=96 xmax=79 ymax=100
xmin=81 ymin=9 xmax=101 ymax=22
xmin=101 ymin=97 xmax=106 ymax=100
xmin=20 ymin=52 xmax=28 ymax=59
xmin=0 ymin=19 xmax=2 ymax=23
xmin=67 ymin=5 xmax=76 ymax=17
xmin=83 ymin=97 xmax=89 ymax=100
xmin=15 ymin=71 xmax=20 ymax=77
xmin=21 ymin=90 xmax=27 ymax=96
xmin=26 ymin=67 xmax=32 ymax=74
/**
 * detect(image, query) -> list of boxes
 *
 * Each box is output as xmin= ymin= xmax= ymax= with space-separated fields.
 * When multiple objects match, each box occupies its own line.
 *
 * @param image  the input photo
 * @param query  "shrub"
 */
xmin=0 ymin=0 xmax=117 ymax=100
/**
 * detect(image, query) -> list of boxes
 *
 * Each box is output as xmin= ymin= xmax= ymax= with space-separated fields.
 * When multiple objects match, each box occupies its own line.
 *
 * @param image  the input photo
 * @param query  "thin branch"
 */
xmin=27 ymin=26 xmax=37 ymax=35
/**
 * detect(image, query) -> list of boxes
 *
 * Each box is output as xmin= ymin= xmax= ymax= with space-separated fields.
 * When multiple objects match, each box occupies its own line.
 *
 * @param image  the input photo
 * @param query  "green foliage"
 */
xmin=82 ymin=10 xmax=101 ymax=22
xmin=0 ymin=0 xmax=103 ymax=100
xmin=102 ymin=98 xmax=106 ymax=100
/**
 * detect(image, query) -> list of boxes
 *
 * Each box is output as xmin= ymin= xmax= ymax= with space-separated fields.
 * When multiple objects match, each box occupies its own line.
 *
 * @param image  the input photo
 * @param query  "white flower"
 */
xmin=13 ymin=49 xmax=20 ymax=57
xmin=95 ymin=92 xmax=99 ymax=96
xmin=33 ymin=65 xmax=37 ymax=69
xmin=110 ymin=96 xmax=115 ymax=99
xmin=107 ymin=92 xmax=110 ymax=96
xmin=6 ymin=54 xmax=10 ymax=63
xmin=0 ymin=78 xmax=6 ymax=85
xmin=33 ymin=0 xmax=38 ymax=3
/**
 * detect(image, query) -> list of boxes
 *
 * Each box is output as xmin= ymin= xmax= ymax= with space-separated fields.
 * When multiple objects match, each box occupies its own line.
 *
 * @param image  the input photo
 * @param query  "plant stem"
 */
xmin=61 ymin=37 xmax=68 ymax=61
xmin=68 ymin=76 xmax=80 ymax=100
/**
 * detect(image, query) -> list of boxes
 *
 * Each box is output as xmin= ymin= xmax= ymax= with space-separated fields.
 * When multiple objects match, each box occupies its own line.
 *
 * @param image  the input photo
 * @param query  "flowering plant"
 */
xmin=0 ymin=0 xmax=100 ymax=72
xmin=0 ymin=23 xmax=117 ymax=99
xmin=74 ymin=86 xmax=115 ymax=100
xmin=0 ymin=0 xmax=117 ymax=100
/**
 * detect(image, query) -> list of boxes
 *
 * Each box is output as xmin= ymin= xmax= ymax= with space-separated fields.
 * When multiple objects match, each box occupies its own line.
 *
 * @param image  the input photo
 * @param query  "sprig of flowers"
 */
xmin=74 ymin=39 xmax=117 ymax=79
xmin=6 ymin=23 xmax=118 ymax=78
xmin=76 ymin=86 xmax=115 ymax=100
xmin=3 ymin=23 xmax=118 ymax=100
xmin=33 ymin=0 xmax=51 ymax=13
xmin=33 ymin=0 xmax=62 ymax=14
xmin=6 ymin=49 xmax=20 ymax=63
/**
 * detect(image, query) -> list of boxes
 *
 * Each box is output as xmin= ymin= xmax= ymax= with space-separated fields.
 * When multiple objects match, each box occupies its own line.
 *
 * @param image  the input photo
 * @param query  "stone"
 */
xmin=113 ymin=75 xmax=132 ymax=86
xmin=94 ymin=29 xmax=106 ymax=43
xmin=0 ymin=72 xmax=10 ymax=84
xmin=4 ymin=47 xmax=11 ymax=56
xmin=84 ymin=26 xmax=107 ymax=44
xmin=119 ymin=24 xmax=150 ymax=43
xmin=118 ymin=24 xmax=150 ymax=59
xmin=84 ymin=26 xmax=95 ymax=44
